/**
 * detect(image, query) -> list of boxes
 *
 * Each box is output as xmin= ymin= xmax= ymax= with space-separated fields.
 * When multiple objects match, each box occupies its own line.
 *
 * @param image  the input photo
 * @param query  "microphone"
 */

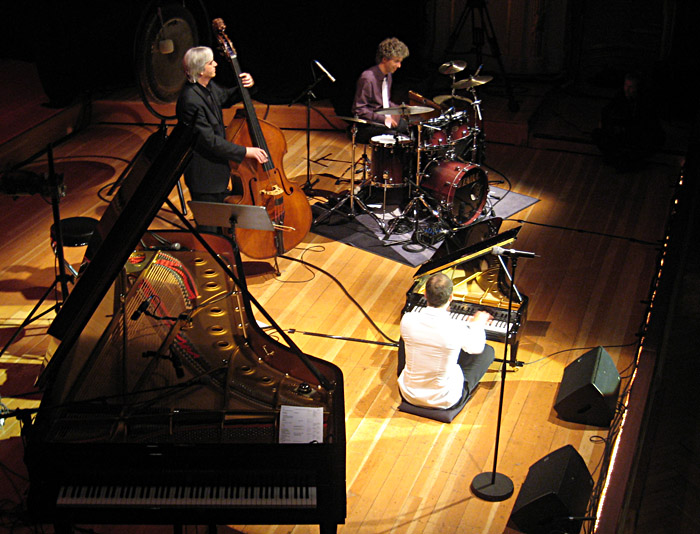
xmin=314 ymin=60 xmax=336 ymax=83
xmin=491 ymin=246 xmax=538 ymax=258
xmin=130 ymin=295 xmax=154 ymax=321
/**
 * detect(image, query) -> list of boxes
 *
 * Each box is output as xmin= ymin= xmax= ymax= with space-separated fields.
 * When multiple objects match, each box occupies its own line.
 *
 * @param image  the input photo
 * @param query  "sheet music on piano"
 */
xmin=280 ymin=405 xmax=324 ymax=443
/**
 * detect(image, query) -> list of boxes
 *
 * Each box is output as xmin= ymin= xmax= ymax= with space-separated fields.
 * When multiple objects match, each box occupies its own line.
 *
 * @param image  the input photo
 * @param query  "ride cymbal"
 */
xmin=452 ymin=75 xmax=493 ymax=90
xmin=438 ymin=60 xmax=467 ymax=75
xmin=433 ymin=94 xmax=474 ymax=106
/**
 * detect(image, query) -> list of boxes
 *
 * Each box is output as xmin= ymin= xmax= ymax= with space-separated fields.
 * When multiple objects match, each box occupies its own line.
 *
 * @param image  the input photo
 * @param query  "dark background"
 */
xmin=1 ymin=1 xmax=698 ymax=121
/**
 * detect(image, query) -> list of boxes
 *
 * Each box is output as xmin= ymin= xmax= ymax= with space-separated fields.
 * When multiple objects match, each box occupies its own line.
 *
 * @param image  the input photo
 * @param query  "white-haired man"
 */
xmin=176 ymin=46 xmax=268 ymax=223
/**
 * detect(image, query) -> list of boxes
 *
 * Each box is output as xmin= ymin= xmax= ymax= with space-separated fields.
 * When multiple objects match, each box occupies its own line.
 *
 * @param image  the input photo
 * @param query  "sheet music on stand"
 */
xmin=188 ymin=201 xmax=275 ymax=231
xmin=279 ymin=405 xmax=324 ymax=444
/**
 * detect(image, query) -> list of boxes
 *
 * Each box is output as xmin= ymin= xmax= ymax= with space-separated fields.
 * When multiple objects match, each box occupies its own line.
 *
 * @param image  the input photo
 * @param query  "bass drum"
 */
xmin=421 ymin=160 xmax=489 ymax=225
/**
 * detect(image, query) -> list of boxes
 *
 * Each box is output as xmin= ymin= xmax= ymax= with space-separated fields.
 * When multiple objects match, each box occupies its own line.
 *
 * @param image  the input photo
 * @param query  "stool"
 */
xmin=398 ymin=387 xmax=475 ymax=424
xmin=50 ymin=216 xmax=99 ymax=278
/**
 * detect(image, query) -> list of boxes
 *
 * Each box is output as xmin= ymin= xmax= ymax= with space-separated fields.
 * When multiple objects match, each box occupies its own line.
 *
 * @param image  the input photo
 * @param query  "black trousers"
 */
xmin=397 ymin=338 xmax=496 ymax=398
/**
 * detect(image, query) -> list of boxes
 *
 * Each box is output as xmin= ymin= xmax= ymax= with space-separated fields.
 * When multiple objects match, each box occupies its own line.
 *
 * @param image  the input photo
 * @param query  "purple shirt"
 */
xmin=352 ymin=65 xmax=395 ymax=123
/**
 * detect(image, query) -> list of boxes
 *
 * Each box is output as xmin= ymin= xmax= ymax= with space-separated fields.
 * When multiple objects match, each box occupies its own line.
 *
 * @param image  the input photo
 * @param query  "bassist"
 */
xmin=176 ymin=46 xmax=268 ymax=231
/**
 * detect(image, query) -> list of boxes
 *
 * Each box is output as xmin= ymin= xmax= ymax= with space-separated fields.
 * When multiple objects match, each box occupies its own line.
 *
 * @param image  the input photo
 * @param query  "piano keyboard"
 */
xmin=57 ymin=484 xmax=317 ymax=508
xmin=409 ymin=299 xmax=515 ymax=337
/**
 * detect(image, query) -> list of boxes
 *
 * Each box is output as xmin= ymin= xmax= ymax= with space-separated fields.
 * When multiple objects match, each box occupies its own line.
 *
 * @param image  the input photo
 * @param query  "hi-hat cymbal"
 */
xmin=452 ymin=75 xmax=493 ymax=90
xmin=433 ymin=94 xmax=474 ymax=106
xmin=335 ymin=115 xmax=385 ymax=127
xmin=438 ymin=60 xmax=467 ymax=75
xmin=375 ymin=105 xmax=433 ymax=116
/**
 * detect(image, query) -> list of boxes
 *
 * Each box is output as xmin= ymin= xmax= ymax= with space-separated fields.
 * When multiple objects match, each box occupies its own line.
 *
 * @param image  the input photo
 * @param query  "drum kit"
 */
xmin=319 ymin=60 xmax=493 ymax=248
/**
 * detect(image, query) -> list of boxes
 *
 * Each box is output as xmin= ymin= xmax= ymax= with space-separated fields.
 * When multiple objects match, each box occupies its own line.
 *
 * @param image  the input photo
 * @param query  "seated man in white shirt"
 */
xmin=398 ymin=273 xmax=495 ymax=409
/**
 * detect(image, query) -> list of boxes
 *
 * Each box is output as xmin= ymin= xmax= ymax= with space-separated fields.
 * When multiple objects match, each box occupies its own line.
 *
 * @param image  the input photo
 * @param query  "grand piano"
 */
xmin=22 ymin=124 xmax=346 ymax=533
xmin=403 ymin=219 xmax=529 ymax=365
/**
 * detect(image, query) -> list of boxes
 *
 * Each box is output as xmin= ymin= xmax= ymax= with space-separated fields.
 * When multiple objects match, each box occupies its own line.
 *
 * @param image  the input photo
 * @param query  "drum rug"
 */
xmin=310 ymin=186 xmax=539 ymax=267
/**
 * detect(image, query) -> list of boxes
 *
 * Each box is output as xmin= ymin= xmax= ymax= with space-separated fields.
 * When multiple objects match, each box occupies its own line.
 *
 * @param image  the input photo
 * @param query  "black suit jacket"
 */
xmin=176 ymin=81 xmax=247 ymax=194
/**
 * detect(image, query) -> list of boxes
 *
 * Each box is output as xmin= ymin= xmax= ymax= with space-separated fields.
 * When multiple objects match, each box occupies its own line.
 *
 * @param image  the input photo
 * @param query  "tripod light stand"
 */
xmin=0 ymin=146 xmax=71 ymax=358
xmin=444 ymin=0 xmax=519 ymax=112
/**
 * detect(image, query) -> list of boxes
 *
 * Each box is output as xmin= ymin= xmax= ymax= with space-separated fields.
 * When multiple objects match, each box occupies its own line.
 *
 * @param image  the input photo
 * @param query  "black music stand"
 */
xmin=188 ymin=201 xmax=274 ymax=235
xmin=188 ymin=200 xmax=280 ymax=276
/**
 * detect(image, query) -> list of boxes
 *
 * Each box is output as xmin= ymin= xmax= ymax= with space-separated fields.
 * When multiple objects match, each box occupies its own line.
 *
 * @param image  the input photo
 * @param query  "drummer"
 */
xmin=351 ymin=37 xmax=410 ymax=144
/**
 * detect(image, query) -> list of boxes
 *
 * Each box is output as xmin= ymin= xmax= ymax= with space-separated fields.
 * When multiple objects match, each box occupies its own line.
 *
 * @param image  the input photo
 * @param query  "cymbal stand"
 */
xmin=313 ymin=123 xmax=385 ymax=230
xmin=382 ymin=123 xmax=443 ymax=244
xmin=465 ymin=85 xmax=487 ymax=164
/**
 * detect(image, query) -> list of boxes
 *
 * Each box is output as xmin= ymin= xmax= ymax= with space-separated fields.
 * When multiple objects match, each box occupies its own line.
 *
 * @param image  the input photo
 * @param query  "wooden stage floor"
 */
xmin=0 ymin=97 xmax=683 ymax=533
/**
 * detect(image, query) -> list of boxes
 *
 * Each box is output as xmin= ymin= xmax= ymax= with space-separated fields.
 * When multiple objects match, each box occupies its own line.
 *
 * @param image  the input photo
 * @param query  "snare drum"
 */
xmin=421 ymin=159 xmax=488 ymax=225
xmin=369 ymin=134 xmax=413 ymax=188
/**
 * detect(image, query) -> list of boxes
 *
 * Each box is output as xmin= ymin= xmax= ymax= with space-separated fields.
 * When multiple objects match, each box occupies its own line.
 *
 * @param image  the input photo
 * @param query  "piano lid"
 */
xmin=41 ymin=123 xmax=195 ymax=381
xmin=413 ymin=223 xmax=522 ymax=280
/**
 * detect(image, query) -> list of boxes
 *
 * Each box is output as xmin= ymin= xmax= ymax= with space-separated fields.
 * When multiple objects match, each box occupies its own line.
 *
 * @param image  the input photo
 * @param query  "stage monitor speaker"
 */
xmin=509 ymin=445 xmax=593 ymax=534
xmin=554 ymin=346 xmax=621 ymax=427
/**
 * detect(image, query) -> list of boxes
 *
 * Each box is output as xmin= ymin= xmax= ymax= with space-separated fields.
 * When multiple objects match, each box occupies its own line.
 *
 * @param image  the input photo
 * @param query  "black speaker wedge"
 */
xmin=509 ymin=445 xmax=593 ymax=534
xmin=554 ymin=346 xmax=621 ymax=427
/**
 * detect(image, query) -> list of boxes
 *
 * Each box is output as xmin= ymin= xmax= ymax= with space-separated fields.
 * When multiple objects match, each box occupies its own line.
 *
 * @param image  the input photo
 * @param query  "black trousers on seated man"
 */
xmin=397 ymin=338 xmax=495 ymax=408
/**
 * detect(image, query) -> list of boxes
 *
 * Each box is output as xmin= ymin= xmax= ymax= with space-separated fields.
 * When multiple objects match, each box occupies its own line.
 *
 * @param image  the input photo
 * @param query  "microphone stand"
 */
xmin=471 ymin=251 xmax=532 ymax=501
xmin=289 ymin=71 xmax=327 ymax=198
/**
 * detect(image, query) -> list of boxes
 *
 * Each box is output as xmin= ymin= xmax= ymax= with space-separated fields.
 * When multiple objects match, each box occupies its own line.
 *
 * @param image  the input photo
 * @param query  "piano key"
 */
xmin=57 ymin=484 xmax=318 ymax=508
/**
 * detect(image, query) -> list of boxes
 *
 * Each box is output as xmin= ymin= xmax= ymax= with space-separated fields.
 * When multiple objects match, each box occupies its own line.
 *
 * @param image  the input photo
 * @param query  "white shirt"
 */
xmin=398 ymin=306 xmax=486 ymax=409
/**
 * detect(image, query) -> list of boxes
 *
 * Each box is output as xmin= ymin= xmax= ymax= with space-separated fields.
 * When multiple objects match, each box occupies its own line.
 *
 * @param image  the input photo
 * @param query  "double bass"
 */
xmin=213 ymin=18 xmax=312 ymax=260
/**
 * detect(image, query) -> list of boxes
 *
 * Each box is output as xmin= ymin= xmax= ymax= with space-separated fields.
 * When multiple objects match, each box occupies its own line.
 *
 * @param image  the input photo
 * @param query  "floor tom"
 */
xmin=369 ymin=134 xmax=413 ymax=188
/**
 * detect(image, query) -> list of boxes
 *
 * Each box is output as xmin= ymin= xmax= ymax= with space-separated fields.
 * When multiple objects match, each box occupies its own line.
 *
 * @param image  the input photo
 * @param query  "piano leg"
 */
xmin=320 ymin=523 xmax=338 ymax=534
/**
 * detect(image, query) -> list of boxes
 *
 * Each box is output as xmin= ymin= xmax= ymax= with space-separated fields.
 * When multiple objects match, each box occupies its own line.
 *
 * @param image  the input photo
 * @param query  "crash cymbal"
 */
xmin=335 ymin=115 xmax=385 ymax=127
xmin=452 ymin=75 xmax=493 ymax=90
xmin=433 ymin=94 xmax=474 ymax=106
xmin=438 ymin=59 xmax=467 ymax=75
xmin=375 ymin=105 xmax=433 ymax=116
